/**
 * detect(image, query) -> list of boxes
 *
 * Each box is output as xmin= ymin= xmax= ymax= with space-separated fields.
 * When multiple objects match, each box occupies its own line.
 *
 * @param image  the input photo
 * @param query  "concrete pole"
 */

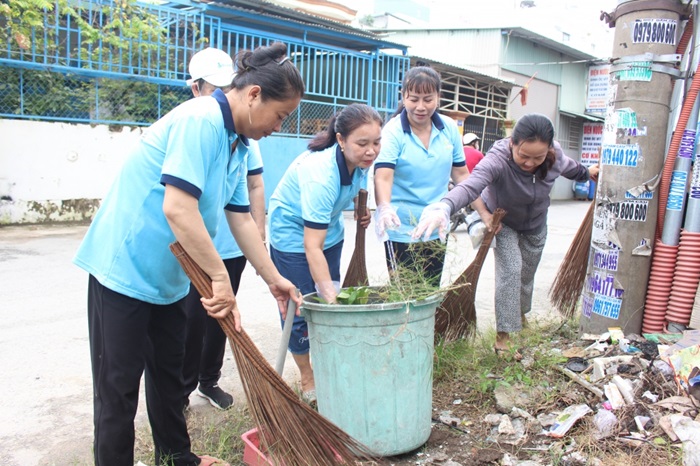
xmin=580 ymin=0 xmax=687 ymax=334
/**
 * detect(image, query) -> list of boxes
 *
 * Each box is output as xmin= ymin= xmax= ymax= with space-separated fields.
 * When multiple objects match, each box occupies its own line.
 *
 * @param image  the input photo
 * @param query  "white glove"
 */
xmin=315 ymin=280 xmax=340 ymax=304
xmin=411 ymin=202 xmax=452 ymax=242
xmin=374 ymin=202 xmax=401 ymax=242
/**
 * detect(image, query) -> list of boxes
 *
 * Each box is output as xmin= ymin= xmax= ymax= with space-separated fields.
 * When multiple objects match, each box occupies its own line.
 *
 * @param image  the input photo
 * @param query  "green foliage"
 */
xmin=335 ymin=286 xmax=370 ymax=305
xmin=433 ymin=322 xmax=570 ymax=397
xmin=379 ymin=241 xmax=446 ymax=303
xmin=1 ymin=0 xmax=171 ymax=72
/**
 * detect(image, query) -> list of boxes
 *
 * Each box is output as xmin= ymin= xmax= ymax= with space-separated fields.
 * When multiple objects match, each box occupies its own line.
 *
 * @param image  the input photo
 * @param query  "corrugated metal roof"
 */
xmin=505 ymin=27 xmax=597 ymax=61
xmin=379 ymin=29 xmax=508 ymax=82
xmin=375 ymin=24 xmax=597 ymax=61
xmin=410 ymin=55 xmax=515 ymax=87
xmin=196 ymin=0 xmax=408 ymax=51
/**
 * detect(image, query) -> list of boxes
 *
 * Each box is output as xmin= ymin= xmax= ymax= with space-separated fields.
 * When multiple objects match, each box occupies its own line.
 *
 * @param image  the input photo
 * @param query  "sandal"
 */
xmin=302 ymin=389 xmax=317 ymax=403
xmin=494 ymin=346 xmax=523 ymax=361
xmin=198 ymin=455 xmax=230 ymax=466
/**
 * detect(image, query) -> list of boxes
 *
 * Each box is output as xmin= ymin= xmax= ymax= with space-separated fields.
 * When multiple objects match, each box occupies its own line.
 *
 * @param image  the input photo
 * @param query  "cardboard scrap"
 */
xmin=653 ymin=396 xmax=697 ymax=413
xmin=562 ymin=347 xmax=586 ymax=358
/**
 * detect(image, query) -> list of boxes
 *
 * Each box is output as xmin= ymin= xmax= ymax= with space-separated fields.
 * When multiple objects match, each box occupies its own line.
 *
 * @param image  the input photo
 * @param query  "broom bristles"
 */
xmin=170 ymin=242 xmax=375 ymax=465
xmin=436 ymin=208 xmax=506 ymax=342
xmin=548 ymin=202 xmax=595 ymax=317
xmin=342 ymin=189 xmax=369 ymax=288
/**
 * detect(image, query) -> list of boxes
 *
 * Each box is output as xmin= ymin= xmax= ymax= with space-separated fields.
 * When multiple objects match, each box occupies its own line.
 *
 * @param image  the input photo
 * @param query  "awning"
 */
xmin=560 ymin=110 xmax=605 ymax=122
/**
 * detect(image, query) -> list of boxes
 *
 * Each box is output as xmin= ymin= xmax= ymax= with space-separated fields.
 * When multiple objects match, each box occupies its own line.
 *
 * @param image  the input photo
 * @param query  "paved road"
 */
xmin=0 ymin=200 xmax=590 ymax=465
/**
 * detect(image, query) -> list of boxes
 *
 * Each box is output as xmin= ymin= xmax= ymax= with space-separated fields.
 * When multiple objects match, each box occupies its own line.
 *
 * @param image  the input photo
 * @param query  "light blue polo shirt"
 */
xmin=268 ymin=144 xmax=367 ymax=253
xmin=213 ymin=139 xmax=263 ymax=260
xmin=73 ymin=89 xmax=250 ymax=304
xmin=374 ymin=110 xmax=465 ymax=242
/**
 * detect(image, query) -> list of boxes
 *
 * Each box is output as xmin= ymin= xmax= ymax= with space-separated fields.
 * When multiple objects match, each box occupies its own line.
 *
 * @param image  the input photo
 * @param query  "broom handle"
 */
xmin=354 ymin=189 xmax=368 ymax=246
xmin=471 ymin=209 xmax=506 ymax=270
xmin=275 ymin=295 xmax=297 ymax=376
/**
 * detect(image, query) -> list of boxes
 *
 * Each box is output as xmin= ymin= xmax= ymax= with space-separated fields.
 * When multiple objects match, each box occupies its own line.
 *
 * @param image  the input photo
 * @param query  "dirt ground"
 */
xmin=0 ymin=201 xmax=591 ymax=465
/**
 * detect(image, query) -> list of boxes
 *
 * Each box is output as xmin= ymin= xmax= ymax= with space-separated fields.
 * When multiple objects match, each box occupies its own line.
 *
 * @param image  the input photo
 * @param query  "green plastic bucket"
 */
xmin=301 ymin=290 xmax=442 ymax=456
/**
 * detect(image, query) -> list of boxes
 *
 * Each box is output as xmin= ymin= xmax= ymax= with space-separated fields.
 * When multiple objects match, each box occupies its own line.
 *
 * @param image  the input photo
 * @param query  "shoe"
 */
xmin=197 ymin=384 xmax=234 ymax=410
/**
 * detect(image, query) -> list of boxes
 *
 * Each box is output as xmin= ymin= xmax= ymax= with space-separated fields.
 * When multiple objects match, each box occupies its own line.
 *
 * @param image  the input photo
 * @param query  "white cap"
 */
xmin=463 ymin=132 xmax=480 ymax=145
xmin=186 ymin=48 xmax=235 ymax=87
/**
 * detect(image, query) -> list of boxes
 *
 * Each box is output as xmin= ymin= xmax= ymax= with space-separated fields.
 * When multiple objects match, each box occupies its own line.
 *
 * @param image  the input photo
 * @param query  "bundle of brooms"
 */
xmin=435 ymin=208 xmax=506 ymax=342
xmin=548 ymin=201 xmax=595 ymax=317
xmin=170 ymin=242 xmax=375 ymax=465
xmin=342 ymin=189 xmax=369 ymax=287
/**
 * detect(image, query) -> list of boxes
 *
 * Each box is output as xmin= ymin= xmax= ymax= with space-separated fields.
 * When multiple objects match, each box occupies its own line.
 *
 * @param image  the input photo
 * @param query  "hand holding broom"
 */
xmin=169 ymin=242 xmax=375 ymax=465
xmin=435 ymin=208 xmax=507 ymax=341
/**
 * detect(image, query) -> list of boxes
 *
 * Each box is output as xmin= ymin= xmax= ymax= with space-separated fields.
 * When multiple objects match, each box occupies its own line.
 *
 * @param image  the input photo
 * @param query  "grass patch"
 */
xmin=134 ymin=405 xmax=253 ymax=465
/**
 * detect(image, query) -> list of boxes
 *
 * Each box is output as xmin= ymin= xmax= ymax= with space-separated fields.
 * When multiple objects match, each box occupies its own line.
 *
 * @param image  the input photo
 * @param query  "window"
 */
xmin=558 ymin=114 xmax=582 ymax=152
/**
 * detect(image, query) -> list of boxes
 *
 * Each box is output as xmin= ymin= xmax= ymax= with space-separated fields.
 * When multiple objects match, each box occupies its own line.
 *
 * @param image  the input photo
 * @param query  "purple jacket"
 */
xmin=443 ymin=138 xmax=590 ymax=234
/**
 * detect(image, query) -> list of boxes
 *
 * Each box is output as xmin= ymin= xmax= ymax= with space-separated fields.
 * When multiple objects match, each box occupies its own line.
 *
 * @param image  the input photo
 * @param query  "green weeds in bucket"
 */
xmin=336 ymin=286 xmax=371 ymax=305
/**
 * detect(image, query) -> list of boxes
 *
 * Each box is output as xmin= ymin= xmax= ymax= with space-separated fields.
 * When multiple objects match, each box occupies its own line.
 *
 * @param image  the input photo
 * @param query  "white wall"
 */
xmin=0 ymin=119 xmax=142 ymax=224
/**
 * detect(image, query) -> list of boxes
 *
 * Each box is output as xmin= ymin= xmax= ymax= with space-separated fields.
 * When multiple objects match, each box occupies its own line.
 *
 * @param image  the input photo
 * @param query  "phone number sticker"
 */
xmin=633 ymin=18 xmax=677 ymax=45
xmin=592 ymin=247 xmax=619 ymax=271
xmin=601 ymin=144 xmax=639 ymax=167
xmin=608 ymin=200 xmax=649 ymax=222
xmin=591 ymin=295 xmax=622 ymax=320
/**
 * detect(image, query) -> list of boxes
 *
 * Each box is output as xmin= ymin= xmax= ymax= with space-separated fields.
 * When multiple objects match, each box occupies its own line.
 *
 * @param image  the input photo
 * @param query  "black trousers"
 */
xmin=87 ymin=275 xmax=199 ymax=466
xmin=183 ymin=256 xmax=247 ymax=397
xmin=383 ymin=239 xmax=446 ymax=287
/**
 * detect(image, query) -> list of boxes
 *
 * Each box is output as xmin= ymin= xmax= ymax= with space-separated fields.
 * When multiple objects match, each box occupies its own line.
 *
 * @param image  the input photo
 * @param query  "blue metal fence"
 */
xmin=0 ymin=0 xmax=408 ymax=129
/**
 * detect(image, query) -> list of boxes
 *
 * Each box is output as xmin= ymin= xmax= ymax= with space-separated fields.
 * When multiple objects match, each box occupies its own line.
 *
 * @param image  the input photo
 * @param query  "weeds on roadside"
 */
xmin=432 ymin=315 xmax=684 ymax=466
xmin=135 ymin=405 xmax=252 ymax=465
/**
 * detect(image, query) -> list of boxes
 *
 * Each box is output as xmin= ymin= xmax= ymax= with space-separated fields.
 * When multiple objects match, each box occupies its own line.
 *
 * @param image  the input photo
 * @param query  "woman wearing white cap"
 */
xmin=74 ymin=42 xmax=304 ymax=466
xmin=181 ymin=48 xmax=268 ymax=413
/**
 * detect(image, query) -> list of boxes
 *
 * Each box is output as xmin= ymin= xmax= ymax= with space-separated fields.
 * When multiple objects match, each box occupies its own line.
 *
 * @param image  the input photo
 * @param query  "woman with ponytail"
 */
xmin=268 ymin=103 xmax=382 ymax=400
xmin=413 ymin=114 xmax=599 ymax=359
xmin=74 ymin=42 xmax=304 ymax=466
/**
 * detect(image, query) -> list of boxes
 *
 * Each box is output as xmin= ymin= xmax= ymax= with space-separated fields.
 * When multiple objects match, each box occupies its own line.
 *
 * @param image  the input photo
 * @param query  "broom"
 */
xmin=435 ymin=208 xmax=506 ymax=342
xmin=342 ymin=188 xmax=369 ymax=287
xmin=169 ymin=242 xmax=375 ymax=465
xmin=548 ymin=201 xmax=595 ymax=317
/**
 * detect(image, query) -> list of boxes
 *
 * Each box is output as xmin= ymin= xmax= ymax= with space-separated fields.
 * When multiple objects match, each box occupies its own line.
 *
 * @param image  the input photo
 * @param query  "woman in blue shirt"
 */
xmin=374 ymin=66 xmax=470 ymax=286
xmin=268 ymin=103 xmax=381 ymax=400
xmin=73 ymin=42 xmax=304 ymax=466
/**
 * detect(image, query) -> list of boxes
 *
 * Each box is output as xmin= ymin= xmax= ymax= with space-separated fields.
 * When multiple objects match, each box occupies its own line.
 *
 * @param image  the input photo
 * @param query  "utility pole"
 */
xmin=579 ymin=0 xmax=689 ymax=334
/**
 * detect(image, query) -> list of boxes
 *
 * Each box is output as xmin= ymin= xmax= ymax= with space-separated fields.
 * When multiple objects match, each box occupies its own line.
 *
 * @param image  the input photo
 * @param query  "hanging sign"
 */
xmin=581 ymin=122 xmax=603 ymax=167
xmin=586 ymin=65 xmax=610 ymax=114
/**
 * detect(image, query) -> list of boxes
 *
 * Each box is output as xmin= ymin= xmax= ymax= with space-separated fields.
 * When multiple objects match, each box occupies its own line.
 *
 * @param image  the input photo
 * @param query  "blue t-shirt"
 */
xmin=213 ymin=139 xmax=264 ymax=260
xmin=73 ymin=89 xmax=250 ymax=304
xmin=374 ymin=110 xmax=465 ymax=242
xmin=268 ymin=144 xmax=367 ymax=253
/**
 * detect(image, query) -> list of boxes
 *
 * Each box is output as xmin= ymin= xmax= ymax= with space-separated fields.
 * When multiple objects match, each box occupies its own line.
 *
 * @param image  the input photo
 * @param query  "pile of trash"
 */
xmin=435 ymin=328 xmax=700 ymax=465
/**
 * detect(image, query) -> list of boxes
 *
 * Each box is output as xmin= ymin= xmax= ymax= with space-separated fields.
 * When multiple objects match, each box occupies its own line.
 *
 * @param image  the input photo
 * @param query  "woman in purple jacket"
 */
xmin=413 ymin=114 xmax=599 ymax=358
